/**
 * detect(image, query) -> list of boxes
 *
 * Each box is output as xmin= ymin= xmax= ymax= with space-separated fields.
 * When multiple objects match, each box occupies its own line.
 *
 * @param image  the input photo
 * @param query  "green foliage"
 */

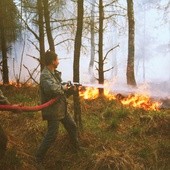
xmin=103 ymin=107 xmax=129 ymax=130
xmin=102 ymin=107 xmax=114 ymax=119
xmin=109 ymin=117 xmax=119 ymax=130
xmin=0 ymin=0 xmax=22 ymax=45
xmin=157 ymin=140 xmax=170 ymax=157
xmin=138 ymin=147 xmax=151 ymax=159
xmin=130 ymin=126 xmax=141 ymax=137
xmin=1 ymin=85 xmax=39 ymax=105
xmin=84 ymin=115 xmax=101 ymax=133
xmin=115 ymin=107 xmax=130 ymax=119
xmin=12 ymin=93 xmax=33 ymax=103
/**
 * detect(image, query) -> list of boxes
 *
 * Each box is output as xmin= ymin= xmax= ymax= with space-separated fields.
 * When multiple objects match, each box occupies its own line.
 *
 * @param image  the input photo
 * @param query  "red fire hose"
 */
xmin=0 ymin=98 xmax=58 ymax=112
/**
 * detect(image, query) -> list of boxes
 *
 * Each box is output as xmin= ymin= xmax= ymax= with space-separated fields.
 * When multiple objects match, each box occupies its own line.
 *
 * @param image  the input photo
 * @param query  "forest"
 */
xmin=0 ymin=0 xmax=170 ymax=169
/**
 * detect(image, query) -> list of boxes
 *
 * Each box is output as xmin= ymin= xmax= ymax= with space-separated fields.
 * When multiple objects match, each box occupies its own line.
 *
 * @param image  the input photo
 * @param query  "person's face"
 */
xmin=52 ymin=57 xmax=59 ymax=69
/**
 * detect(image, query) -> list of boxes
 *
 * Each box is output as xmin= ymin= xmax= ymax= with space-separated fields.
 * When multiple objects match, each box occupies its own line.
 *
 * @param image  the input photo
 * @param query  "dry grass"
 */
xmin=0 ymin=85 xmax=169 ymax=169
xmin=93 ymin=148 xmax=140 ymax=170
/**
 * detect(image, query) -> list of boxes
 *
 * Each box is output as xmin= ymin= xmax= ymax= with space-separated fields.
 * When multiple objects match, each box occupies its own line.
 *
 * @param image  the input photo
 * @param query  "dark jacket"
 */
xmin=40 ymin=67 xmax=67 ymax=120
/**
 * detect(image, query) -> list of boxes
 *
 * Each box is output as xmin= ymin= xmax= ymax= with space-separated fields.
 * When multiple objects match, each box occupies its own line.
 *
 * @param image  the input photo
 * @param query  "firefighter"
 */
xmin=36 ymin=51 xmax=81 ymax=169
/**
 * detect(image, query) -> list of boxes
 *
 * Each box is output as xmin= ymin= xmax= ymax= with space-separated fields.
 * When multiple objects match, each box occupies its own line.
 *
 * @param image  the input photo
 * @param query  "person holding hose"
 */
xmin=36 ymin=51 xmax=81 ymax=169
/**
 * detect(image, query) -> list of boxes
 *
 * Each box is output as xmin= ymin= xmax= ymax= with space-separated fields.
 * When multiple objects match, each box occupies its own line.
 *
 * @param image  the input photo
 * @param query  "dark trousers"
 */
xmin=36 ymin=114 xmax=79 ymax=162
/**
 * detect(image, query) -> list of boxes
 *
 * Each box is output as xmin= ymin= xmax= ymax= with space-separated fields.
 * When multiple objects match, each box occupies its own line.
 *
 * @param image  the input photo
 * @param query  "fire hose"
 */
xmin=0 ymin=98 xmax=58 ymax=112
xmin=0 ymin=81 xmax=77 ymax=112
xmin=0 ymin=82 xmax=104 ymax=112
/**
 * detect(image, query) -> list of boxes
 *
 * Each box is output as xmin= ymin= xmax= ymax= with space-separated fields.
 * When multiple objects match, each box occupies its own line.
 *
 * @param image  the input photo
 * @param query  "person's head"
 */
xmin=44 ymin=50 xmax=59 ymax=68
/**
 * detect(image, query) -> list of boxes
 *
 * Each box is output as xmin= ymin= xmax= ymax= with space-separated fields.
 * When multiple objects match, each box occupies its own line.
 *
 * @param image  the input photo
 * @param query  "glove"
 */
xmin=65 ymin=85 xmax=76 ymax=97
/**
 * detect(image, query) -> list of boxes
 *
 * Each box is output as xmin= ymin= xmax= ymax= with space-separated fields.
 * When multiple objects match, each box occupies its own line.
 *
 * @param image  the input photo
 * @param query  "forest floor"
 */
xmin=0 ymin=85 xmax=169 ymax=170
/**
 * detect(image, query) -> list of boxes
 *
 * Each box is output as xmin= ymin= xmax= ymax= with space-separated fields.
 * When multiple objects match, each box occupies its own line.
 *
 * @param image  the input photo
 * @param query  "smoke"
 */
xmin=4 ymin=0 xmax=170 ymax=101
xmin=107 ymin=81 xmax=170 ymax=99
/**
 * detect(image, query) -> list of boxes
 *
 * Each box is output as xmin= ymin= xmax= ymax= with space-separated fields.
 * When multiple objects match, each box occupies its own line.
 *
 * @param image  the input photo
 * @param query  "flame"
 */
xmin=79 ymin=87 xmax=99 ymax=99
xmin=104 ymin=89 xmax=116 ymax=100
xmin=79 ymin=87 xmax=161 ymax=111
xmin=120 ymin=94 xmax=161 ymax=111
xmin=0 ymin=81 xmax=34 ymax=88
xmin=9 ymin=81 xmax=22 ymax=87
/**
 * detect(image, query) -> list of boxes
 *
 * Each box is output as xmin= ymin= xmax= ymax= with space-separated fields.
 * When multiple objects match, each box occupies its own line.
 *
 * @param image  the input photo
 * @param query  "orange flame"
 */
xmin=9 ymin=81 xmax=22 ymax=87
xmin=120 ymin=94 xmax=161 ymax=111
xmin=79 ymin=87 xmax=99 ymax=99
xmin=0 ymin=81 xmax=34 ymax=88
xmin=79 ymin=87 xmax=161 ymax=111
xmin=104 ymin=89 xmax=116 ymax=100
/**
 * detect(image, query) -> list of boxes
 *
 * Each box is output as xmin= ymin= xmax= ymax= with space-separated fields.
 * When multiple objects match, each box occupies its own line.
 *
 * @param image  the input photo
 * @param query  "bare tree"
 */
xmin=126 ymin=0 xmax=136 ymax=86
xmin=42 ymin=0 xmax=55 ymax=52
xmin=37 ymin=0 xmax=45 ymax=70
xmin=73 ymin=0 xmax=84 ymax=129
xmin=89 ymin=0 xmax=96 ymax=83
xmin=98 ymin=0 xmax=104 ymax=95
xmin=88 ymin=0 xmax=123 ymax=95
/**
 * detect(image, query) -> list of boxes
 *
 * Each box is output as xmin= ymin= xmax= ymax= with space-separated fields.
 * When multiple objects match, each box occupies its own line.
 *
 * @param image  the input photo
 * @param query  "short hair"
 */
xmin=44 ymin=50 xmax=58 ymax=66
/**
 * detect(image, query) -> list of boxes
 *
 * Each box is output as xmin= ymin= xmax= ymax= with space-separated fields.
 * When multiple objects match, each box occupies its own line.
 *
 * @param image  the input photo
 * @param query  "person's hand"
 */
xmin=73 ymin=85 xmax=79 ymax=91
xmin=62 ymin=84 xmax=68 ymax=91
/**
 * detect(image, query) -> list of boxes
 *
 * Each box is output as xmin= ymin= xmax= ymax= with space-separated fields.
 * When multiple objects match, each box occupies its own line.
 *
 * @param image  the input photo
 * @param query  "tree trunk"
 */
xmin=37 ymin=0 xmax=45 ymax=71
xmin=0 ymin=19 xmax=9 ymax=84
xmin=142 ymin=5 xmax=146 ymax=82
xmin=98 ymin=0 xmax=104 ymax=95
xmin=43 ymin=0 xmax=55 ymax=52
xmin=73 ymin=0 xmax=84 ymax=129
xmin=126 ymin=0 xmax=136 ymax=86
xmin=89 ymin=0 xmax=96 ymax=83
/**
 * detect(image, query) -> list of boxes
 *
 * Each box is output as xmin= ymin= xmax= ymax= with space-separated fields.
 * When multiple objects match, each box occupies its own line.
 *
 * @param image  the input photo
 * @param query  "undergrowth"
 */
xmin=0 ymin=85 xmax=169 ymax=170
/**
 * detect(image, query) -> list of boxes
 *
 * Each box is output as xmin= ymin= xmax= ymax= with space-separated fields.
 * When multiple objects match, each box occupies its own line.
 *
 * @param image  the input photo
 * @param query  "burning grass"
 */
xmin=80 ymin=87 xmax=162 ymax=111
xmin=0 ymin=85 xmax=169 ymax=169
